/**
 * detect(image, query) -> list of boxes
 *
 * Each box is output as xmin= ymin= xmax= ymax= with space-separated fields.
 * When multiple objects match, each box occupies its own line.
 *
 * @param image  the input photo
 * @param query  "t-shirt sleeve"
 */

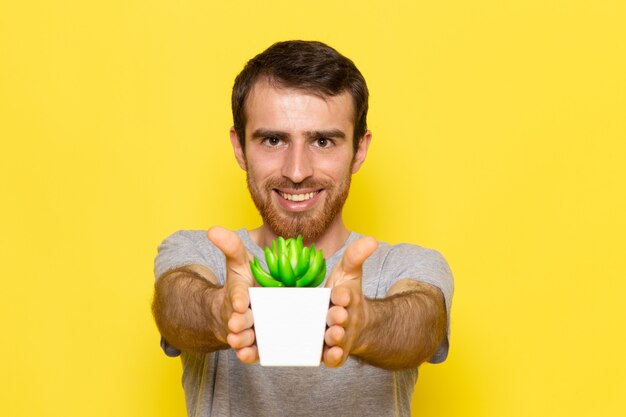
xmin=153 ymin=230 xmax=225 ymax=357
xmin=381 ymin=244 xmax=454 ymax=364
xmin=153 ymin=230 xmax=224 ymax=283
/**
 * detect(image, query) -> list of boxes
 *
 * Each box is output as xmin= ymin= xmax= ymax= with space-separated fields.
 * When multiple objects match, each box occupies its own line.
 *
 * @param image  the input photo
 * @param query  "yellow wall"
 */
xmin=1 ymin=1 xmax=624 ymax=416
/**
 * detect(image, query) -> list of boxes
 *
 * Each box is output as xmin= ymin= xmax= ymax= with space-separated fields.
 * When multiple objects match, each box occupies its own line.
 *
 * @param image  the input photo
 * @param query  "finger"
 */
xmin=341 ymin=236 xmax=378 ymax=276
xmin=330 ymin=285 xmax=352 ymax=307
xmin=208 ymin=227 xmax=254 ymax=312
xmin=236 ymin=345 xmax=259 ymax=364
xmin=324 ymin=325 xmax=345 ymax=346
xmin=228 ymin=281 xmax=251 ymax=313
xmin=227 ymin=328 xmax=256 ymax=349
xmin=228 ymin=309 xmax=254 ymax=333
xmin=325 ymin=236 xmax=378 ymax=288
xmin=323 ymin=346 xmax=345 ymax=368
xmin=326 ymin=305 xmax=349 ymax=326
xmin=207 ymin=226 xmax=250 ymax=267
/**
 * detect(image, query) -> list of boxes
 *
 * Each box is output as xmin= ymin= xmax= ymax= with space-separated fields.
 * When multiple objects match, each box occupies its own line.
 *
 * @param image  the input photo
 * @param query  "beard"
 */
xmin=246 ymin=171 xmax=352 ymax=243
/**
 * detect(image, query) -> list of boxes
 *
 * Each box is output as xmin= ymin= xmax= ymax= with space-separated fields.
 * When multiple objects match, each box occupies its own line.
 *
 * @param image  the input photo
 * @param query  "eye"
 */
xmin=262 ymin=137 xmax=283 ymax=147
xmin=314 ymin=137 xmax=333 ymax=148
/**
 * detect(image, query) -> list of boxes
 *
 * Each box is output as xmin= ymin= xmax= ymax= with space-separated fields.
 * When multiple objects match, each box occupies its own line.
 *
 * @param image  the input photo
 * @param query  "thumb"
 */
xmin=207 ymin=227 xmax=253 ymax=313
xmin=207 ymin=226 xmax=250 ymax=267
xmin=333 ymin=236 xmax=378 ymax=284
xmin=343 ymin=236 xmax=378 ymax=273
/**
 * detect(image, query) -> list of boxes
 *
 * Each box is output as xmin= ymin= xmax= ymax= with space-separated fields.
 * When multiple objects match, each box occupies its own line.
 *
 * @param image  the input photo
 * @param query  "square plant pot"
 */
xmin=249 ymin=287 xmax=331 ymax=366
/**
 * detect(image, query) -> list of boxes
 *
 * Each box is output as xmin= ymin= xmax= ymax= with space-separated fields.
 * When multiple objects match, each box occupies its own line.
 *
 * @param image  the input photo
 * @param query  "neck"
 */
xmin=249 ymin=214 xmax=350 ymax=259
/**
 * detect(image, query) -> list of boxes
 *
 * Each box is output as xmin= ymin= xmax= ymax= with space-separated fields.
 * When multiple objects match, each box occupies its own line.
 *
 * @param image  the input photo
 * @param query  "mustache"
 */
xmin=264 ymin=177 xmax=332 ymax=190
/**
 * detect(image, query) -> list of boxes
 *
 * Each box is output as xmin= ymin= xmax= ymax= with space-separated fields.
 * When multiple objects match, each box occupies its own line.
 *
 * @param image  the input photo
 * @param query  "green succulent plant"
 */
xmin=249 ymin=235 xmax=326 ymax=287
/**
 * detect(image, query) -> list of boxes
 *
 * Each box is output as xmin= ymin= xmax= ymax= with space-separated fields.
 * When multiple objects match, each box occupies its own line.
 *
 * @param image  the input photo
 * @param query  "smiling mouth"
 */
xmin=277 ymin=190 xmax=321 ymax=202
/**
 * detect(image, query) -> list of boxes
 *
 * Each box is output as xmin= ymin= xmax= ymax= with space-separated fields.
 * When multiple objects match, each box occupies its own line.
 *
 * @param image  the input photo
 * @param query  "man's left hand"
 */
xmin=323 ymin=236 xmax=378 ymax=367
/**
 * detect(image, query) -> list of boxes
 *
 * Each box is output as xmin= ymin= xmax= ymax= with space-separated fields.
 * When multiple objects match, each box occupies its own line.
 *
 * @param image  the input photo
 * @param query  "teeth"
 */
xmin=280 ymin=192 xmax=317 ymax=202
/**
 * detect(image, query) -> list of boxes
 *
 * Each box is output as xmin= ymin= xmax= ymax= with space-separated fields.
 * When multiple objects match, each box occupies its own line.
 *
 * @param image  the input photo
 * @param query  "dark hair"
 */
xmin=231 ymin=40 xmax=369 ymax=153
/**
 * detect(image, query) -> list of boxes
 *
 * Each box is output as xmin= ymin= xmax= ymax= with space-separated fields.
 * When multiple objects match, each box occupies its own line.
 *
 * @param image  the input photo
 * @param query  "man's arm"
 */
xmin=151 ymin=227 xmax=259 ymax=362
xmin=323 ymin=237 xmax=448 ymax=370
xmin=152 ymin=265 xmax=229 ymax=353
xmin=351 ymin=280 xmax=447 ymax=370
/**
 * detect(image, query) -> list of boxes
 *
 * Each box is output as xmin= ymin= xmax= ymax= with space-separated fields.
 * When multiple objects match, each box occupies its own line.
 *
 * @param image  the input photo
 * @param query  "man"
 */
xmin=152 ymin=40 xmax=453 ymax=417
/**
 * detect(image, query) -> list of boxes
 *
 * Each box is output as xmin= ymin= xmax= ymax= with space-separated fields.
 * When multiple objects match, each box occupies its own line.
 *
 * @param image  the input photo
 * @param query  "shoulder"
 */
xmin=382 ymin=242 xmax=450 ymax=272
xmin=358 ymin=235 xmax=453 ymax=300
xmin=363 ymin=237 xmax=449 ymax=272
xmin=382 ymin=242 xmax=452 ymax=286
xmin=154 ymin=229 xmax=226 ymax=282
xmin=156 ymin=229 xmax=224 ymax=257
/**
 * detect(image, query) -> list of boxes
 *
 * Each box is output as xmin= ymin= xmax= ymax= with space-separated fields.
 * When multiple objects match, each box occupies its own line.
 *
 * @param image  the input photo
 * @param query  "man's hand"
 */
xmin=207 ymin=227 xmax=259 ymax=363
xmin=323 ymin=236 xmax=378 ymax=367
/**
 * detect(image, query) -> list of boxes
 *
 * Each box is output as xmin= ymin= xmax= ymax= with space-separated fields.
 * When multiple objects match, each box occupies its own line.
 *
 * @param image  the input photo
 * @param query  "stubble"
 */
xmin=246 ymin=172 xmax=351 ymax=242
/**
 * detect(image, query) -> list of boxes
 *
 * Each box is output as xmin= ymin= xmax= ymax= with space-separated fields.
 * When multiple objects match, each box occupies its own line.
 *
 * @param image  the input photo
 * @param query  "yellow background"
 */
xmin=1 ymin=0 xmax=624 ymax=416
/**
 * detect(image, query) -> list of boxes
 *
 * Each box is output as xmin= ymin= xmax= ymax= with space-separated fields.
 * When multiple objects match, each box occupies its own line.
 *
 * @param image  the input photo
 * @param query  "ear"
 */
xmin=351 ymin=130 xmax=372 ymax=174
xmin=230 ymin=127 xmax=247 ymax=171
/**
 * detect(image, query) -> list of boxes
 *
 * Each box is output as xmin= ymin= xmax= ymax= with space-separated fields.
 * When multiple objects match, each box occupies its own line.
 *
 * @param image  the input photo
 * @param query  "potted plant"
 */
xmin=248 ymin=235 xmax=330 ymax=366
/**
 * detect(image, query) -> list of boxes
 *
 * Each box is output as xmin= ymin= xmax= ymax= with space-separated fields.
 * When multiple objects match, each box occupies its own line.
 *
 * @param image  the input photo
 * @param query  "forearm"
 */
xmin=352 ymin=283 xmax=447 ymax=370
xmin=152 ymin=267 xmax=229 ymax=353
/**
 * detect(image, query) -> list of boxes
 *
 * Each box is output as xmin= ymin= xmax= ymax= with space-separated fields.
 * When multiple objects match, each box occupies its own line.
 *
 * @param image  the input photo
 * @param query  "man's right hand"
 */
xmin=207 ymin=226 xmax=259 ymax=363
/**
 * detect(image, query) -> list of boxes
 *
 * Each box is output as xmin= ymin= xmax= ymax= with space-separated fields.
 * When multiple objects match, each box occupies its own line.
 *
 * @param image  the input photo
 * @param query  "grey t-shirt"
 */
xmin=154 ymin=229 xmax=454 ymax=417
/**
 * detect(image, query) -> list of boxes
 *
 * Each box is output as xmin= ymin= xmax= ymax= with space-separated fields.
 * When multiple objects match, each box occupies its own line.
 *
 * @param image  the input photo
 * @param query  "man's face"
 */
xmin=231 ymin=79 xmax=369 ymax=242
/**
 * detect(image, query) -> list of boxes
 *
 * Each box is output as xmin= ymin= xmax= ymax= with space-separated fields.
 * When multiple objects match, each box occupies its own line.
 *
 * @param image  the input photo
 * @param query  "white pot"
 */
xmin=248 ymin=287 xmax=331 ymax=366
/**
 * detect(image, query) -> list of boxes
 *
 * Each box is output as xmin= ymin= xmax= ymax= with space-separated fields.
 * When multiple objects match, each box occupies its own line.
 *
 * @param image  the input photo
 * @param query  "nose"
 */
xmin=281 ymin=142 xmax=313 ymax=184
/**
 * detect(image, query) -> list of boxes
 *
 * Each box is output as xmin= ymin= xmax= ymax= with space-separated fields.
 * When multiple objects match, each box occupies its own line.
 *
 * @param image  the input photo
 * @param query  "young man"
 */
xmin=152 ymin=40 xmax=453 ymax=417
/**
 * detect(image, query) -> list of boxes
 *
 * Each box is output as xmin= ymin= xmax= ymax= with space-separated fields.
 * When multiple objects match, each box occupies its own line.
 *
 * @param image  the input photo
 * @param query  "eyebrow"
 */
xmin=250 ymin=128 xmax=346 ymax=140
xmin=251 ymin=129 xmax=289 ymax=140
xmin=304 ymin=129 xmax=346 ymax=140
